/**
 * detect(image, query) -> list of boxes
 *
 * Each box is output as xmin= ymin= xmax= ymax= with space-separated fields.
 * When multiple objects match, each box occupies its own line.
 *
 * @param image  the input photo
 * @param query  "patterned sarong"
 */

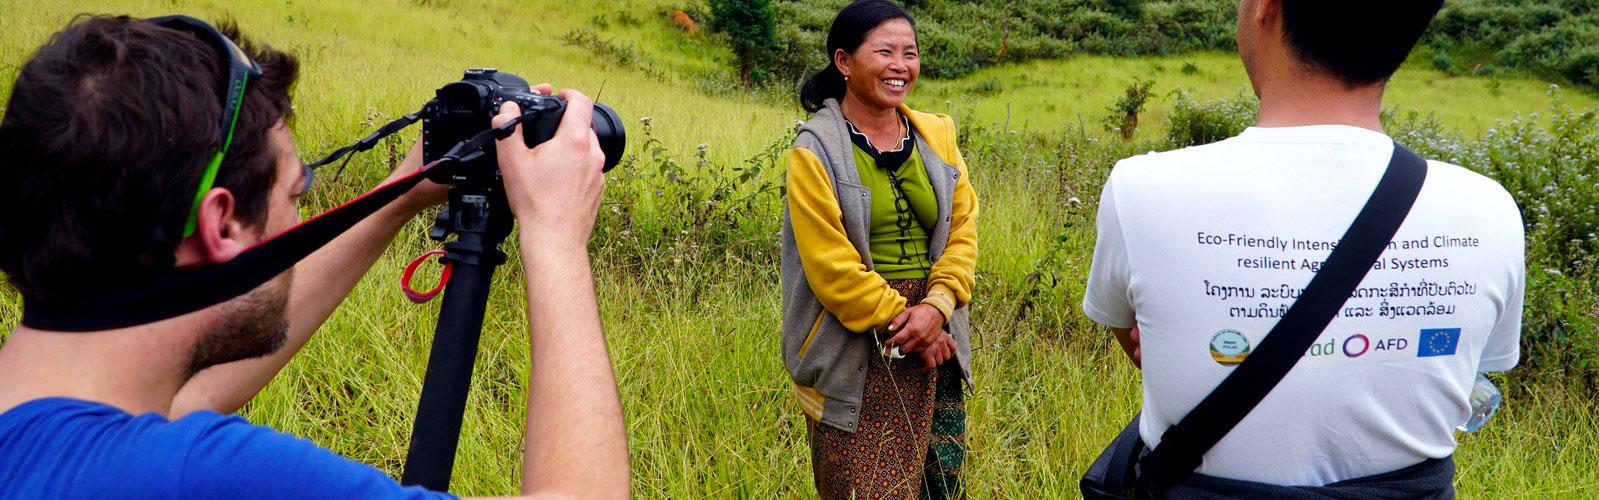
xmin=806 ymin=279 xmax=967 ymax=499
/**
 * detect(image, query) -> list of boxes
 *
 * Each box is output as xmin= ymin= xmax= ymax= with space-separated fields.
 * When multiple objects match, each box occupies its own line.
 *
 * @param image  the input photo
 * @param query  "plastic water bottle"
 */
xmin=1458 ymin=373 xmax=1503 ymax=433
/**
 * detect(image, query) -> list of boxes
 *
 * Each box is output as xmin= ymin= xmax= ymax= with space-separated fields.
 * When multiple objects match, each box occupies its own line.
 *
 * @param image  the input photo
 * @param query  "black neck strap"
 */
xmin=21 ymin=109 xmax=529 ymax=332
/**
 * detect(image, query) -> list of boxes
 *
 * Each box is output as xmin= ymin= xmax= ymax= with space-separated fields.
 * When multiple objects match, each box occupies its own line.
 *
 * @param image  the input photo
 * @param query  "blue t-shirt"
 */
xmin=0 ymin=398 xmax=455 ymax=499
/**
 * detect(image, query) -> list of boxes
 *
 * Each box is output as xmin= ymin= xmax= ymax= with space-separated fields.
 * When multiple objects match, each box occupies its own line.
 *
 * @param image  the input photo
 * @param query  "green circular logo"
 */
xmin=1209 ymin=329 xmax=1251 ymax=366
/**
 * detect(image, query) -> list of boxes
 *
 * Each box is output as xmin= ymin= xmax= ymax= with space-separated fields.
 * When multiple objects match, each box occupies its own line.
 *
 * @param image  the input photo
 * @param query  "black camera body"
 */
xmin=417 ymin=69 xmax=625 ymax=244
xmin=420 ymin=68 xmax=624 ymax=186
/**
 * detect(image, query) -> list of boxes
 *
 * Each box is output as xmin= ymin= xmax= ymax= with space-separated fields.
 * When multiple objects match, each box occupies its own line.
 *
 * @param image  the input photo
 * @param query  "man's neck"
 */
xmin=0 ymin=323 xmax=195 ymax=417
xmin=1255 ymin=69 xmax=1386 ymax=133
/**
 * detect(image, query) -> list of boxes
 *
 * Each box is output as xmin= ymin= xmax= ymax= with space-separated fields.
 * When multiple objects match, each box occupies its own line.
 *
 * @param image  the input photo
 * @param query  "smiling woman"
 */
xmin=780 ymin=1 xmax=980 ymax=498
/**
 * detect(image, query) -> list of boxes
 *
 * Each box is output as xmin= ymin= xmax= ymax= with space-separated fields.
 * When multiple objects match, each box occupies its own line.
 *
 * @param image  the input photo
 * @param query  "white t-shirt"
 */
xmin=1082 ymin=125 xmax=1524 ymax=486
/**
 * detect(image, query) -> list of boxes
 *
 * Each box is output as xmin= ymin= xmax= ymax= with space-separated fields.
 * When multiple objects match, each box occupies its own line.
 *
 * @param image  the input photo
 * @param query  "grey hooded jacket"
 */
xmin=781 ymin=98 xmax=974 ymax=433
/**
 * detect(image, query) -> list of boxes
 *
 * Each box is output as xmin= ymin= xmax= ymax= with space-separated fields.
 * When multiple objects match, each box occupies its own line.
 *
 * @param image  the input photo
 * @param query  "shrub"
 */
xmin=1432 ymin=54 xmax=1456 ymax=74
xmin=708 ymin=0 xmax=779 ymax=84
xmin=1107 ymin=80 xmax=1155 ymax=140
xmin=760 ymin=0 xmax=1229 ymax=85
xmin=748 ymin=0 xmax=1599 ymax=92
xmin=595 ymin=116 xmax=788 ymax=288
xmin=1142 ymin=0 xmax=1236 ymax=55
xmin=1427 ymin=0 xmax=1599 ymax=91
xmin=767 ymin=0 xmax=845 ymax=87
xmin=1166 ymin=90 xmax=1258 ymax=147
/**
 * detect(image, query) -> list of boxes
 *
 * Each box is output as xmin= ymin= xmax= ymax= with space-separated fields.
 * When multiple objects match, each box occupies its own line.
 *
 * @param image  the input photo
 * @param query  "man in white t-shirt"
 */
xmin=1082 ymin=0 xmax=1524 ymax=489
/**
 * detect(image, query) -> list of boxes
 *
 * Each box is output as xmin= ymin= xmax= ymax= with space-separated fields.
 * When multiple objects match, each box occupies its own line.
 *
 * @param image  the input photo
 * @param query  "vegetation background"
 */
xmin=2 ymin=0 xmax=1597 ymax=497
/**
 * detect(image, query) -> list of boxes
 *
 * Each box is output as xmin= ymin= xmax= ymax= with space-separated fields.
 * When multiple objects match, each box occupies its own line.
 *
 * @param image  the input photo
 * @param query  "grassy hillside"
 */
xmin=3 ymin=0 xmax=1598 ymax=497
xmin=914 ymin=51 xmax=1598 ymax=137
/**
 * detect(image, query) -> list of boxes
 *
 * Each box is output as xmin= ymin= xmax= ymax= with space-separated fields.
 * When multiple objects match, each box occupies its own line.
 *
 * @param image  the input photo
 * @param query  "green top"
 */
xmin=853 ymin=142 xmax=938 ymax=280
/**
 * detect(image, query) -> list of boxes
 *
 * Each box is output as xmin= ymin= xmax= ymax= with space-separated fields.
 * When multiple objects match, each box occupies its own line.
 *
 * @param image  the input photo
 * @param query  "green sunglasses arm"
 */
xmin=182 ymin=77 xmax=251 ymax=238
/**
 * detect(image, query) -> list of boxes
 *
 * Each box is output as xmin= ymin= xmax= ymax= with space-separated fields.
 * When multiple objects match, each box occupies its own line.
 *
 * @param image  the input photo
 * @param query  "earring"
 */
xmin=844 ymin=76 xmax=850 ymax=82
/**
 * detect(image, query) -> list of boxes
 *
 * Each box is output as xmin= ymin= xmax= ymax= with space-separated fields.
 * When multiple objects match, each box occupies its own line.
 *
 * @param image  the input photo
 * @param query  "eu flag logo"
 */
xmin=1418 ymin=328 xmax=1461 ymax=357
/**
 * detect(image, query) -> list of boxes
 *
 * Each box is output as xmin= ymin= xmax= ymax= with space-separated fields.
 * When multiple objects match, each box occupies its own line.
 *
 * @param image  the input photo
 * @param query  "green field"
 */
xmin=3 ymin=0 xmax=1598 ymax=497
xmin=914 ymin=51 xmax=1598 ymax=137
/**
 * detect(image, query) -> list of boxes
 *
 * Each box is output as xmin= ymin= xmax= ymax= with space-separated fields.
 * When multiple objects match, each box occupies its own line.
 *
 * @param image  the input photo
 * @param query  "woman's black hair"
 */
xmin=798 ymin=0 xmax=915 ymax=113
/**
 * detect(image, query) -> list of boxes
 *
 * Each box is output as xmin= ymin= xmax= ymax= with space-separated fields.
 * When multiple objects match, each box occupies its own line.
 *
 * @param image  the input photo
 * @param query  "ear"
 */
xmin=176 ymin=188 xmax=253 ymax=266
xmin=1254 ymin=0 xmax=1281 ymax=29
xmin=833 ymin=48 xmax=851 ymax=79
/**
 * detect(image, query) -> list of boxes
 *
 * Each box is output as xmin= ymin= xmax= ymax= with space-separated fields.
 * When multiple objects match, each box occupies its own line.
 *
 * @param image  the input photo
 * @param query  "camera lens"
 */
xmin=591 ymin=104 xmax=625 ymax=173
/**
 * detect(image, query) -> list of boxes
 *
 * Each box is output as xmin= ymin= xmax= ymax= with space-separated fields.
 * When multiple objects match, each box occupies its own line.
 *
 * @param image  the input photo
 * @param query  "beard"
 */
xmin=186 ymin=271 xmax=292 ymax=376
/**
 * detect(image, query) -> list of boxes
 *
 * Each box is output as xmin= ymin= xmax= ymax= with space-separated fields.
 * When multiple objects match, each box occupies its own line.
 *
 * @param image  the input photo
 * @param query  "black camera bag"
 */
xmin=1081 ymin=144 xmax=1429 ymax=499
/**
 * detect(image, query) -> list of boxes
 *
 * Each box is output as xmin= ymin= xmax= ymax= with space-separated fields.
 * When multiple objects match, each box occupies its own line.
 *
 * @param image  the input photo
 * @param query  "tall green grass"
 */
xmin=3 ymin=1 xmax=1597 ymax=497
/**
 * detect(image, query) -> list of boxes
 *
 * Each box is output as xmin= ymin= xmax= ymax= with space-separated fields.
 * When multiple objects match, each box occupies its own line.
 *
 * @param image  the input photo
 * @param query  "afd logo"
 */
xmin=1417 ymin=328 xmax=1462 ymax=357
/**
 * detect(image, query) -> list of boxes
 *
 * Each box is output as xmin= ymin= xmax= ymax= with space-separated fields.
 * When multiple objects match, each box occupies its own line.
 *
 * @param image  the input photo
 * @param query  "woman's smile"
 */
xmin=881 ymin=77 xmax=910 ymax=95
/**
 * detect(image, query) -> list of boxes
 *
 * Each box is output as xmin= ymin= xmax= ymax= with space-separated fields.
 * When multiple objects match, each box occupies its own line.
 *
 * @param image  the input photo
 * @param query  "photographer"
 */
xmin=0 ymin=15 xmax=627 ymax=498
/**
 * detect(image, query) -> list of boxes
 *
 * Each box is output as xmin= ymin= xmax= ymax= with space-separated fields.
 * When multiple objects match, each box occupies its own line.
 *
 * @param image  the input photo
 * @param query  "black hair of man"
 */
xmin=1280 ymin=0 xmax=1445 ymax=88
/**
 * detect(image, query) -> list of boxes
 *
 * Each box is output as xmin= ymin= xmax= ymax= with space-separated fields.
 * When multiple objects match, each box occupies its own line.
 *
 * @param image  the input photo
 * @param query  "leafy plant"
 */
xmin=1106 ymin=79 xmax=1155 ymax=140
xmin=1166 ymin=90 xmax=1258 ymax=147
xmin=708 ymin=0 xmax=779 ymax=84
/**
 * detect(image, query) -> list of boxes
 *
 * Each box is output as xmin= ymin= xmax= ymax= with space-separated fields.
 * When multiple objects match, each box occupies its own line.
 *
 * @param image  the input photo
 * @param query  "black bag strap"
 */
xmin=1136 ymin=144 xmax=1429 ymax=497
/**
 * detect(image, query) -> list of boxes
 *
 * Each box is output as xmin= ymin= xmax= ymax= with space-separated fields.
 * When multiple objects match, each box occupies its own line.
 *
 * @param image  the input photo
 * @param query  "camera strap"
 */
xmin=21 ymin=109 xmax=533 ymax=331
xmin=305 ymin=112 xmax=422 ymax=181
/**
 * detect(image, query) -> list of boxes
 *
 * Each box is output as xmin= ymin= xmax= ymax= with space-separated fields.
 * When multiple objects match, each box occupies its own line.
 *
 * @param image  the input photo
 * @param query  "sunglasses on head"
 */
xmin=147 ymin=15 xmax=267 ymax=238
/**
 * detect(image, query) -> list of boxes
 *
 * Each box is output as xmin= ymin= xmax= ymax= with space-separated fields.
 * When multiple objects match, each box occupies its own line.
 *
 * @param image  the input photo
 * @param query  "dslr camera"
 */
xmin=418 ymin=68 xmax=625 ymax=242
xmin=420 ymin=68 xmax=625 ymax=185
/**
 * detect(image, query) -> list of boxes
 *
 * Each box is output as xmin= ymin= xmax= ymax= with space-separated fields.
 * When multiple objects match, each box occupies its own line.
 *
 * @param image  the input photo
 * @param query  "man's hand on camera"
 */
xmin=492 ymin=86 xmax=606 ymax=251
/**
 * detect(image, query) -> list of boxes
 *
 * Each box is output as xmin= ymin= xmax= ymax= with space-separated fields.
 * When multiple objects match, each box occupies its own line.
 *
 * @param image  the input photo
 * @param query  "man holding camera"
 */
xmin=0 ymin=15 xmax=628 ymax=498
xmin=1083 ymin=0 xmax=1523 ymax=495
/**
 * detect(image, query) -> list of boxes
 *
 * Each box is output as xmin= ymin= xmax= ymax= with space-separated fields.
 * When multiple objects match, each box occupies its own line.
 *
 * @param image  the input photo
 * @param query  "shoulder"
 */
xmin=1105 ymin=138 xmax=1248 ymax=193
xmin=0 ymin=401 xmax=445 ymax=498
xmin=1114 ymin=138 xmax=1246 ymax=175
xmin=1418 ymin=159 xmax=1524 ymax=231
xmin=903 ymin=107 xmax=957 ymax=141
xmin=903 ymin=107 xmax=967 ymax=172
xmin=795 ymin=113 xmax=838 ymax=157
xmin=0 ymin=399 xmax=175 ymax=496
xmin=169 ymin=412 xmax=450 ymax=498
xmin=787 ymin=142 xmax=826 ymax=172
xmin=1422 ymin=159 xmax=1518 ymax=207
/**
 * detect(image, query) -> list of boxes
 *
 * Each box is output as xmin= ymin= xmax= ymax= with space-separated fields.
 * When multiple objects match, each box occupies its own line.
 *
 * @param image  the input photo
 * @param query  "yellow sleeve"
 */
xmin=787 ymin=147 xmax=907 ymax=333
xmin=921 ymin=114 xmax=979 ymax=320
